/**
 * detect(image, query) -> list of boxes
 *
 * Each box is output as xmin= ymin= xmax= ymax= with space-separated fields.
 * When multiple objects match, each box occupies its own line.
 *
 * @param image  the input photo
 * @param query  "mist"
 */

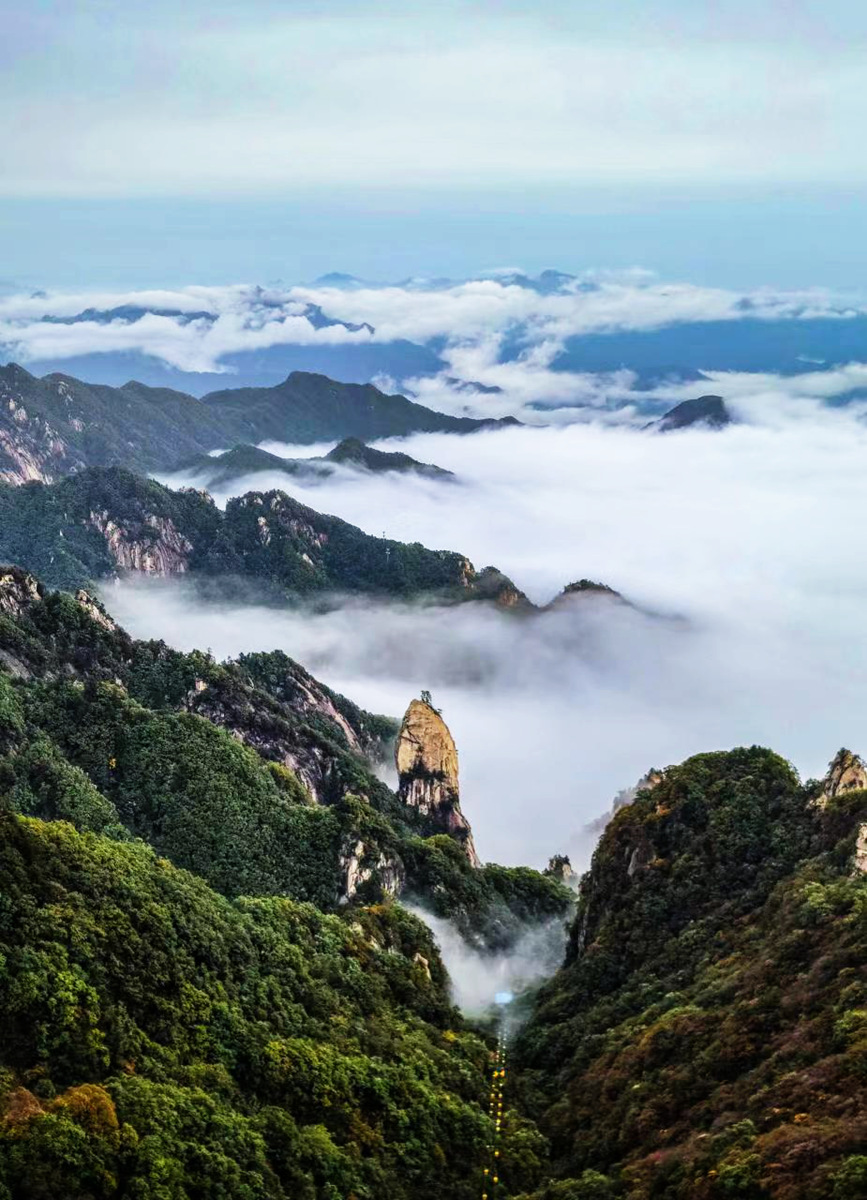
xmin=113 ymin=411 xmax=867 ymax=869
xmin=405 ymin=906 xmax=571 ymax=1018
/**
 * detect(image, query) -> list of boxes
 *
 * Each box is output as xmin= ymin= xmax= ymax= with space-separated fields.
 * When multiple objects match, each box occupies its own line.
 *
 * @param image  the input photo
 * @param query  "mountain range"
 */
xmin=172 ymin=437 xmax=455 ymax=491
xmin=0 ymin=363 xmax=518 ymax=485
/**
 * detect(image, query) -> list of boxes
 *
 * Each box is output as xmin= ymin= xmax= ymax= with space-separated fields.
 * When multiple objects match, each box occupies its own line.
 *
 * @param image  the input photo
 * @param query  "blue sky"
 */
xmin=3 ymin=0 xmax=867 ymax=287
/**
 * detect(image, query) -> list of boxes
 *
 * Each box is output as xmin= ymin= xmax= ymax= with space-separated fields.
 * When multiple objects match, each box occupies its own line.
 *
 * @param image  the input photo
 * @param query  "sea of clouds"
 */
xmin=3 ymin=272 xmax=867 ymax=421
xmin=107 ymin=402 xmax=867 ymax=872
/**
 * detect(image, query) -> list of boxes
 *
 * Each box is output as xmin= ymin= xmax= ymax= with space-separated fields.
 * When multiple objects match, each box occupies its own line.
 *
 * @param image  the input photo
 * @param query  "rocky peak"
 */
xmin=815 ymin=747 xmax=867 ymax=808
xmin=395 ymin=697 xmax=480 ymax=866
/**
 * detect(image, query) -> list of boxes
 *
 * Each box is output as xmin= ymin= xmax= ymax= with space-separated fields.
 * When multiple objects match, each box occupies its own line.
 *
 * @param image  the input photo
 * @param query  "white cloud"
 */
xmin=1 ymin=276 xmax=863 ymax=403
xmin=110 ymin=409 xmax=867 ymax=871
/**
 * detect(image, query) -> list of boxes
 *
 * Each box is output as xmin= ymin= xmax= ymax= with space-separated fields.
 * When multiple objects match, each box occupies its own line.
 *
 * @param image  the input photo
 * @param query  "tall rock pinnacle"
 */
xmin=395 ymin=697 xmax=480 ymax=866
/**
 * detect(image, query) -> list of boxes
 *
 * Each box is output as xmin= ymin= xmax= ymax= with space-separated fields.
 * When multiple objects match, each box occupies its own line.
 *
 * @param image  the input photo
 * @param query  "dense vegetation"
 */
xmin=514 ymin=748 xmax=867 ymax=1199
xmin=0 ymin=811 xmax=497 ymax=1200
xmin=3 ymin=566 xmax=865 ymax=1197
xmin=0 ymin=569 xmax=568 ymax=923
xmin=0 ymin=567 xmax=572 ymax=1196
xmin=0 ymin=467 xmax=523 ymax=603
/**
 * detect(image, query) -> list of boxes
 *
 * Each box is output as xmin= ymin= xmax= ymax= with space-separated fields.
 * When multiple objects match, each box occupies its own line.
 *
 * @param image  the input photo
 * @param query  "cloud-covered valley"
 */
xmin=109 ymin=411 xmax=867 ymax=871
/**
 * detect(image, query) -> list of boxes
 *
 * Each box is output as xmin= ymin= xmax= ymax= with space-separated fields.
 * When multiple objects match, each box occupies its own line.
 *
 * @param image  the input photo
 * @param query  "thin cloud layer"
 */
xmin=114 ymin=411 xmax=867 ymax=869
xmin=4 ymin=4 xmax=867 ymax=195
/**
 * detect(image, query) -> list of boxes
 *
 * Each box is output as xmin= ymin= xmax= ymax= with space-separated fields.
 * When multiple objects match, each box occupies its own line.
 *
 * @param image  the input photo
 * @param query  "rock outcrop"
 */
xmin=74 ymin=589 xmax=117 ymax=633
xmin=855 ymin=824 xmax=867 ymax=874
xmin=815 ymin=748 xmax=867 ymax=808
xmin=395 ymin=697 xmax=480 ymax=866
xmin=338 ymin=837 xmax=405 ymax=903
xmin=612 ymin=767 xmax=665 ymax=812
xmin=546 ymin=854 xmax=580 ymax=890
xmin=0 ymin=567 xmax=43 ymax=618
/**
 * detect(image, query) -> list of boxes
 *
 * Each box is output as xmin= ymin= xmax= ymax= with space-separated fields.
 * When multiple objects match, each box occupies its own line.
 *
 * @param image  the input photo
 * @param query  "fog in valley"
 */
xmin=113 ymin=400 xmax=867 ymax=870
xmin=405 ymin=908 xmax=572 ymax=1018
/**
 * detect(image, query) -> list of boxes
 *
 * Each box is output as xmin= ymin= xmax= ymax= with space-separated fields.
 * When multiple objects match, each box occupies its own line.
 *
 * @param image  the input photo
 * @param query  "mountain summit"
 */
xmin=648 ymin=393 xmax=733 ymax=432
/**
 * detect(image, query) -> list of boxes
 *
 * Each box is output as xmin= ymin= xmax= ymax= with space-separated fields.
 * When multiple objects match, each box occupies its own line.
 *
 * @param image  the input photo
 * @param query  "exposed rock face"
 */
xmin=185 ymin=657 xmax=395 ymax=809
xmin=189 ymin=686 xmax=342 ymax=805
xmin=395 ymin=698 xmax=480 ymax=866
xmin=546 ymin=854 xmax=580 ymax=890
xmin=88 ymin=510 xmax=194 ymax=575
xmin=74 ymin=590 xmax=117 ymax=632
xmin=338 ymin=837 xmax=406 ymax=903
xmin=816 ymin=748 xmax=867 ymax=807
xmin=0 ymin=567 xmax=43 ymax=618
xmin=0 ymin=368 xmax=82 ymax=484
xmin=613 ymin=768 xmax=665 ymax=812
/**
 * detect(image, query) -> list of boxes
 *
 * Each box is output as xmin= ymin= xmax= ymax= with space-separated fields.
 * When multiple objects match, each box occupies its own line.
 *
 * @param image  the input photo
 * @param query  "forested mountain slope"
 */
xmin=0 ymin=565 xmax=572 ymax=1197
xmin=0 ymin=566 xmax=569 ymax=929
xmin=513 ymin=748 xmax=867 ymax=1199
xmin=2 ymin=574 xmax=866 ymax=1197
xmin=0 ymin=467 xmax=526 ymax=603
xmin=200 ymin=371 xmax=519 ymax=444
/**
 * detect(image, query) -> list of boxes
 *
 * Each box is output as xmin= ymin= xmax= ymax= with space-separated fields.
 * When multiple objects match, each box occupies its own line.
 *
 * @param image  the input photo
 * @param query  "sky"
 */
xmin=3 ymin=0 xmax=867 ymax=287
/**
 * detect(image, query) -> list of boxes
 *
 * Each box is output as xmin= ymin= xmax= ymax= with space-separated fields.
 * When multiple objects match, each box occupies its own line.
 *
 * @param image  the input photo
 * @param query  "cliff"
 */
xmin=816 ymin=746 xmax=867 ymax=806
xmin=395 ymin=697 xmax=480 ymax=866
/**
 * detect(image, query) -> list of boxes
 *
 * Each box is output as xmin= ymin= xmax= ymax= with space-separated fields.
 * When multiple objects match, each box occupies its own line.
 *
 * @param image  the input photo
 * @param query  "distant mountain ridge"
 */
xmin=172 ymin=437 xmax=454 ymax=490
xmin=0 ymin=363 xmax=518 ymax=485
xmin=201 ymin=371 xmax=519 ymax=443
